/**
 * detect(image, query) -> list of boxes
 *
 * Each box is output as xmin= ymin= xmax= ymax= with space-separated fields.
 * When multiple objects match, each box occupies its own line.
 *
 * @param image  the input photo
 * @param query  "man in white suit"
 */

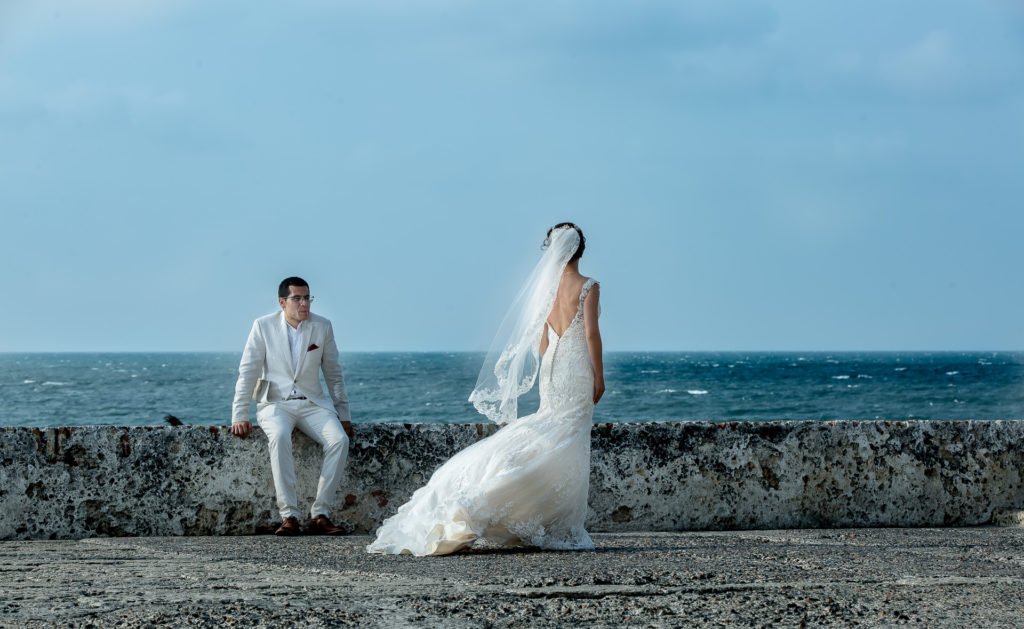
xmin=231 ymin=276 xmax=354 ymax=536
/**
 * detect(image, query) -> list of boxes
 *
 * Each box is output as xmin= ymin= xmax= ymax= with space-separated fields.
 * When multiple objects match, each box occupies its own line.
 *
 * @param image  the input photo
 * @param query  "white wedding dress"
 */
xmin=367 ymin=279 xmax=599 ymax=556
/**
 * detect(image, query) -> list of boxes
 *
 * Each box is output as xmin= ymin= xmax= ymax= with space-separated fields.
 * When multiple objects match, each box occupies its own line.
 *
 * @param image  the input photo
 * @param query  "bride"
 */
xmin=366 ymin=223 xmax=604 ymax=556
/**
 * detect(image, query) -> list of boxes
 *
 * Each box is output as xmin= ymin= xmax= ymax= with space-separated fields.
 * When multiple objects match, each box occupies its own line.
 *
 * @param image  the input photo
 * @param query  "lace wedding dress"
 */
xmin=367 ymin=279 xmax=599 ymax=556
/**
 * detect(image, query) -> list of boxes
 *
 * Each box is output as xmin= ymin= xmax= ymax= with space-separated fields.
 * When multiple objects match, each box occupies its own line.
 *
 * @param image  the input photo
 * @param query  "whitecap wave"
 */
xmin=832 ymin=375 xmax=850 ymax=380
xmin=42 ymin=381 xmax=71 ymax=386
xmin=946 ymin=371 xmax=959 ymax=376
xmin=894 ymin=367 xmax=907 ymax=372
xmin=687 ymin=390 xmax=708 ymax=395
xmin=22 ymin=379 xmax=35 ymax=384
xmin=657 ymin=388 xmax=677 ymax=394
xmin=857 ymin=374 xmax=873 ymax=379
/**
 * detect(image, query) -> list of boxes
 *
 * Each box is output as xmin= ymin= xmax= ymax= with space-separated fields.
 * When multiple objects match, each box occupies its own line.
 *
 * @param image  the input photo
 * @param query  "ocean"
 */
xmin=1 ymin=352 xmax=1022 ymax=428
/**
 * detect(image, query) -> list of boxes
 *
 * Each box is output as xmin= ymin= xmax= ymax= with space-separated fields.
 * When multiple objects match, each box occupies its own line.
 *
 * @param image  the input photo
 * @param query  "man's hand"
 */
xmin=342 ymin=421 xmax=354 ymax=439
xmin=231 ymin=421 xmax=252 ymax=438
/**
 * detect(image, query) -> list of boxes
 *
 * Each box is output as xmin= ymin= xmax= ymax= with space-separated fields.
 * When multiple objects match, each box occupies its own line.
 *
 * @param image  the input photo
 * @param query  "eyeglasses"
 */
xmin=285 ymin=295 xmax=315 ymax=304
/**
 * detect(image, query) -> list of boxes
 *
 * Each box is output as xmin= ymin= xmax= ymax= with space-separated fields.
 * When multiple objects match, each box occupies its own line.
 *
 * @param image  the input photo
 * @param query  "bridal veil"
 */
xmin=468 ymin=226 xmax=580 ymax=425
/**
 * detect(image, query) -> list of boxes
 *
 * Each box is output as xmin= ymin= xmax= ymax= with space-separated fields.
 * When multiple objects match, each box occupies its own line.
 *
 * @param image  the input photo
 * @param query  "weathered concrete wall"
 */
xmin=1 ymin=421 xmax=1022 ymax=540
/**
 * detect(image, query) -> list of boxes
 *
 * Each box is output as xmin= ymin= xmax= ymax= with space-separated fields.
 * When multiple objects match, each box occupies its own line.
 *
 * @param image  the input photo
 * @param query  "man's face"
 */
xmin=279 ymin=285 xmax=311 ymax=324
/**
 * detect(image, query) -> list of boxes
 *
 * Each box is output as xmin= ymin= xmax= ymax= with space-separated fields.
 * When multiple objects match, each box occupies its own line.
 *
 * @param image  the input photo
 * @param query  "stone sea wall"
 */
xmin=1 ymin=421 xmax=1022 ymax=540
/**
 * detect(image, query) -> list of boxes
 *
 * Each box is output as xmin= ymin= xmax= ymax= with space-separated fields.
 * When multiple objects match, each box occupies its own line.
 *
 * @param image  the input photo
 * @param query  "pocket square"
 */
xmin=307 ymin=343 xmax=319 ymax=351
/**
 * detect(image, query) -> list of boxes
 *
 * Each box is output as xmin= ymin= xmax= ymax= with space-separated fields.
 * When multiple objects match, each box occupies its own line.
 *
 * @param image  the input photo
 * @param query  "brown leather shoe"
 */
xmin=306 ymin=514 xmax=345 ymax=535
xmin=275 ymin=516 xmax=301 ymax=536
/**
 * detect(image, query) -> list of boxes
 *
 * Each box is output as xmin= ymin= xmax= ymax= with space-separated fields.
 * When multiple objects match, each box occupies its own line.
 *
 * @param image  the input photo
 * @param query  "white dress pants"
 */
xmin=257 ymin=399 xmax=349 ymax=520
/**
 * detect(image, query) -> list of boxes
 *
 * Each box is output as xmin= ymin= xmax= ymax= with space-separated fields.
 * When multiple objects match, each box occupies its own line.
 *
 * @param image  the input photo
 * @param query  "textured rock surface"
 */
xmin=2 ymin=529 xmax=1024 ymax=627
xmin=1 ymin=421 xmax=1022 ymax=540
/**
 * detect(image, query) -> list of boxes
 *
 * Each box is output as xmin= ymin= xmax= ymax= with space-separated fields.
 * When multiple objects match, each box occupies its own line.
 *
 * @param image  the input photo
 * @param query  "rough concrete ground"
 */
xmin=2 ymin=528 xmax=1023 ymax=628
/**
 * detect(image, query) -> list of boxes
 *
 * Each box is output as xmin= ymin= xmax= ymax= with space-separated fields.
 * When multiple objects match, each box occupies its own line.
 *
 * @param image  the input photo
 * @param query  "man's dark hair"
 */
xmin=546 ymin=222 xmax=586 ymax=262
xmin=278 ymin=276 xmax=310 ymax=299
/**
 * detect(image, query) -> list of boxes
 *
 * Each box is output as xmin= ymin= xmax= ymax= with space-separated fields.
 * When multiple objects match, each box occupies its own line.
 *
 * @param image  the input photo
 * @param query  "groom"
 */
xmin=231 ymin=276 xmax=354 ymax=536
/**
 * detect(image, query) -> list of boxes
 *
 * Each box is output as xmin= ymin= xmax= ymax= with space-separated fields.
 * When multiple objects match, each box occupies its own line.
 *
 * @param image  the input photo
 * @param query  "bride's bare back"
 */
xmin=542 ymin=260 xmax=604 ymax=405
xmin=547 ymin=271 xmax=591 ymax=336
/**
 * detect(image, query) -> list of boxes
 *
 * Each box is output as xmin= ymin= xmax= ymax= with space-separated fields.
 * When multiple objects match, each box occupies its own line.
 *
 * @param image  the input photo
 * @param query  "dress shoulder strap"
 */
xmin=576 ymin=278 xmax=598 ymax=317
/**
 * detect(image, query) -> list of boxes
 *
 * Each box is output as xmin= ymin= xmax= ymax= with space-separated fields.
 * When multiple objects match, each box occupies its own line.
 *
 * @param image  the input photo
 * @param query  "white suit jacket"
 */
xmin=232 ymin=311 xmax=350 ymax=423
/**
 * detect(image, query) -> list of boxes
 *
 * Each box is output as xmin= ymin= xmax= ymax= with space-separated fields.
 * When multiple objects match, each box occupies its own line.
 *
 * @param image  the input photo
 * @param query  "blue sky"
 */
xmin=1 ymin=0 xmax=1022 ymax=352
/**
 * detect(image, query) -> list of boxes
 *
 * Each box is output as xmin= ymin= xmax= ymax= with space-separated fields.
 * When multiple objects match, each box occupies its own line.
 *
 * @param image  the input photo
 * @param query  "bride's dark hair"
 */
xmin=545 ymin=222 xmax=585 ymax=262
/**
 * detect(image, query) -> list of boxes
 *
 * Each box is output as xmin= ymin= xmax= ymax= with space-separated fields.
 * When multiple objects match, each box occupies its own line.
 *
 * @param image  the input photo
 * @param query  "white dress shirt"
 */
xmin=286 ymin=320 xmax=306 ymax=398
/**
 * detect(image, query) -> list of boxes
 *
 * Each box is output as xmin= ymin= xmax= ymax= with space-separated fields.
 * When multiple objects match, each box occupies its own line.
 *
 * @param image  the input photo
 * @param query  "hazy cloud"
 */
xmin=4 ymin=0 xmax=190 ymax=27
xmin=41 ymin=82 xmax=186 ymax=116
xmin=530 ymin=0 xmax=779 ymax=54
xmin=880 ymin=31 xmax=964 ymax=91
xmin=831 ymin=132 xmax=908 ymax=162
